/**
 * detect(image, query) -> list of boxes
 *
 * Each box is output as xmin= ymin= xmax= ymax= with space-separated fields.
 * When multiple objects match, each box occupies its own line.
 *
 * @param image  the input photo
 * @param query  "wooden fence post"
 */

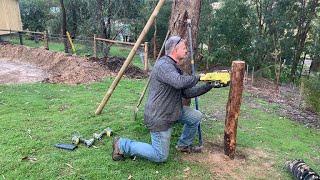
xmin=224 ymin=61 xmax=245 ymax=159
xmin=44 ymin=30 xmax=49 ymax=50
xmin=251 ymin=66 xmax=254 ymax=86
xmin=18 ymin=32 xmax=23 ymax=45
xmin=144 ymin=42 xmax=149 ymax=72
xmin=245 ymin=64 xmax=249 ymax=84
xmin=94 ymin=34 xmax=97 ymax=58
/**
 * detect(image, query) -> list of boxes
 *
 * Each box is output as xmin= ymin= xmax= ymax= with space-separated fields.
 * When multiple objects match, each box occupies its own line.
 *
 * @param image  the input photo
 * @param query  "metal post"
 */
xmin=187 ymin=19 xmax=202 ymax=146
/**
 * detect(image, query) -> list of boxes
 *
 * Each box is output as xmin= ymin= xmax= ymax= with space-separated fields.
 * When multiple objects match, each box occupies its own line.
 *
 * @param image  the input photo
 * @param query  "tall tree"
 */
xmin=169 ymin=0 xmax=202 ymax=74
xmin=168 ymin=0 xmax=202 ymax=105
xmin=20 ymin=0 xmax=49 ymax=31
xmin=60 ymin=0 xmax=69 ymax=53
xmin=97 ymin=0 xmax=107 ymax=39
xmin=291 ymin=0 xmax=319 ymax=82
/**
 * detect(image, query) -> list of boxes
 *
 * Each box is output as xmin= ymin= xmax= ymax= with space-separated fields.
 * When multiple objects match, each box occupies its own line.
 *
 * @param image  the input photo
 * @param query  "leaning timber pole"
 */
xmin=95 ymin=0 xmax=166 ymax=115
xmin=224 ymin=61 xmax=245 ymax=159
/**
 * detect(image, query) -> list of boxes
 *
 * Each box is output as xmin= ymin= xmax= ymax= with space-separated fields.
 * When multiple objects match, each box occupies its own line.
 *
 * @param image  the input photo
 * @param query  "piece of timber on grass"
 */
xmin=224 ymin=61 xmax=245 ymax=159
xmin=95 ymin=0 xmax=165 ymax=115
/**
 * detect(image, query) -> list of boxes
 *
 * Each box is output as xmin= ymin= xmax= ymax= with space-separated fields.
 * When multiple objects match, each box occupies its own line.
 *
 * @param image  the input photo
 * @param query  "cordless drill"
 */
xmin=93 ymin=127 xmax=113 ymax=140
xmin=72 ymin=135 xmax=95 ymax=147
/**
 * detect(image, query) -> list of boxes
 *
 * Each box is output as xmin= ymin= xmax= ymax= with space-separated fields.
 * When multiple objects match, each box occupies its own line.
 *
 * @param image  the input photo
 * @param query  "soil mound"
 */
xmin=88 ymin=56 xmax=146 ymax=79
xmin=0 ymin=43 xmax=146 ymax=84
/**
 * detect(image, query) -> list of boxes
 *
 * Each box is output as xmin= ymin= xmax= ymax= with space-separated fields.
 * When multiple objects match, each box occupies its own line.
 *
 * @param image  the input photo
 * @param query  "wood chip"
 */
xmin=65 ymin=163 xmax=73 ymax=169
xmin=21 ymin=156 xmax=37 ymax=162
xmin=183 ymin=167 xmax=190 ymax=172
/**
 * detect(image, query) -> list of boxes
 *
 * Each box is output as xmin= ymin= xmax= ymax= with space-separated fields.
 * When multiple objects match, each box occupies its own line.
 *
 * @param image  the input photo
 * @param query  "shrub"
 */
xmin=303 ymin=75 xmax=320 ymax=113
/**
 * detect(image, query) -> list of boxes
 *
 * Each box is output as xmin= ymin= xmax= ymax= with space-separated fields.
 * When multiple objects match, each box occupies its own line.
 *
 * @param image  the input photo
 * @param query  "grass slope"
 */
xmin=0 ymin=78 xmax=319 ymax=179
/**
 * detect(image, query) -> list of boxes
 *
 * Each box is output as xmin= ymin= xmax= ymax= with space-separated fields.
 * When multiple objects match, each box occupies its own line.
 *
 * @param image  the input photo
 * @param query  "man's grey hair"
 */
xmin=165 ymin=36 xmax=182 ymax=55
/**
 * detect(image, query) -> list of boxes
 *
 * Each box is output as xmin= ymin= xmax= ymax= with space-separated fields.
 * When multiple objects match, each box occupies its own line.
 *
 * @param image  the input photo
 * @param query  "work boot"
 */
xmin=112 ymin=137 xmax=124 ymax=161
xmin=176 ymin=145 xmax=203 ymax=153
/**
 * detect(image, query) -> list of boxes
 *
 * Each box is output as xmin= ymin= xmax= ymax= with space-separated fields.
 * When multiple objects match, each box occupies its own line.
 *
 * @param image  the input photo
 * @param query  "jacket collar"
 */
xmin=166 ymin=55 xmax=177 ymax=64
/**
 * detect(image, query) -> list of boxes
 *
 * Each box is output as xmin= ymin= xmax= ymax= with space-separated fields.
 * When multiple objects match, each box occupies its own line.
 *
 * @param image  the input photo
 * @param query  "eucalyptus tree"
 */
xmin=207 ymin=0 xmax=253 ymax=66
xmin=19 ymin=0 xmax=50 ymax=31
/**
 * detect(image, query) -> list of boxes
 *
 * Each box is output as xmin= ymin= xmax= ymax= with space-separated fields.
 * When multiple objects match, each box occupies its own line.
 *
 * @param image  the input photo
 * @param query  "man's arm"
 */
xmin=182 ymin=83 xmax=213 ymax=98
xmin=156 ymin=62 xmax=199 ymax=89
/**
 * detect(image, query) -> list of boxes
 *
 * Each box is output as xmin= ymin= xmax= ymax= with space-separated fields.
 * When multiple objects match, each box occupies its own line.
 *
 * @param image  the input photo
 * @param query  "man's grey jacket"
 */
xmin=144 ymin=55 xmax=213 ymax=132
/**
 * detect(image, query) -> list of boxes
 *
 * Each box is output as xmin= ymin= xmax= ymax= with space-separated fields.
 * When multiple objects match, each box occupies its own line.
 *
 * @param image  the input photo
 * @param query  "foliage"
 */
xmin=17 ymin=0 xmax=320 ymax=79
xmin=303 ymin=75 xmax=320 ymax=113
xmin=198 ymin=0 xmax=320 ymax=82
xmin=19 ymin=0 xmax=50 ymax=31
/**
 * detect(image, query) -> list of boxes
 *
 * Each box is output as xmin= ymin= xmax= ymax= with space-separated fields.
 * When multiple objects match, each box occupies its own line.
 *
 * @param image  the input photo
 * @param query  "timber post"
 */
xmin=144 ymin=42 xmax=149 ymax=72
xmin=18 ymin=32 xmax=23 ymax=45
xmin=93 ymin=34 xmax=97 ymax=58
xmin=44 ymin=30 xmax=49 ymax=50
xmin=224 ymin=61 xmax=245 ymax=159
xmin=251 ymin=66 xmax=254 ymax=86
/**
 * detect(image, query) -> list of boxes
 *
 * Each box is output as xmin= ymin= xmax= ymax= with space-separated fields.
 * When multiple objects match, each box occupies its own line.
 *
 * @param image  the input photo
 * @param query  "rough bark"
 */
xmin=224 ymin=61 xmax=245 ymax=159
xmin=106 ymin=0 xmax=111 ymax=39
xmin=169 ymin=0 xmax=202 ymax=106
xmin=70 ymin=0 xmax=78 ymax=38
xmin=97 ymin=0 xmax=107 ymax=39
xmin=60 ymin=0 xmax=69 ymax=53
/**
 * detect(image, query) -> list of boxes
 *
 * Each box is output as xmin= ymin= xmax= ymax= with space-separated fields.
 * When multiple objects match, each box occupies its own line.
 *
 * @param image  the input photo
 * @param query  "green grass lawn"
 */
xmin=0 ymin=78 xmax=319 ymax=179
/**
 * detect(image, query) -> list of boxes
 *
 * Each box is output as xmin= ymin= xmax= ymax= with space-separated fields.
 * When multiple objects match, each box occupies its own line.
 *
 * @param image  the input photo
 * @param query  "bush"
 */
xmin=303 ymin=75 xmax=320 ymax=113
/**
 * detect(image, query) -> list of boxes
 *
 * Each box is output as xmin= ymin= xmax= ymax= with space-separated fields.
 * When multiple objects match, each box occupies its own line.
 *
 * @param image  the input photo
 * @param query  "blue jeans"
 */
xmin=118 ymin=106 xmax=202 ymax=162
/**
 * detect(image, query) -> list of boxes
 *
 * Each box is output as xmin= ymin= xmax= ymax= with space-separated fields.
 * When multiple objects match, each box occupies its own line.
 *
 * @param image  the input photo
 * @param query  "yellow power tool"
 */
xmin=200 ymin=70 xmax=231 ymax=88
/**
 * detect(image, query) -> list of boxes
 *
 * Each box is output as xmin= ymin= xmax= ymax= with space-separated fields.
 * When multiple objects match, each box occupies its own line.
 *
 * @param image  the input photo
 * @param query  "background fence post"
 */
xmin=44 ymin=30 xmax=49 ymax=50
xmin=251 ymin=66 xmax=254 ymax=86
xmin=144 ymin=42 xmax=149 ymax=72
xmin=94 ymin=34 xmax=97 ymax=58
xmin=18 ymin=32 xmax=23 ymax=45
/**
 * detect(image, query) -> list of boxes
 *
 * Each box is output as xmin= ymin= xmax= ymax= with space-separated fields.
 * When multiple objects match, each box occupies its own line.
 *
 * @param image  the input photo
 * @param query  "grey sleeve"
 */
xmin=156 ymin=63 xmax=199 ymax=89
xmin=182 ymin=83 xmax=213 ymax=98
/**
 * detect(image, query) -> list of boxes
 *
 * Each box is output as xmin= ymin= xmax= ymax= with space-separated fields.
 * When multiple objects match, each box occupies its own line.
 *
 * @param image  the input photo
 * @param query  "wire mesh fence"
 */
xmin=0 ymin=29 xmax=150 ymax=71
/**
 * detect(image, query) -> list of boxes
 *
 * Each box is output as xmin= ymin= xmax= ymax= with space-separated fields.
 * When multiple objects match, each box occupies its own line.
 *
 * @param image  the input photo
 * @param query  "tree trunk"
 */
xmin=169 ymin=0 xmax=202 ymax=106
xmin=290 ymin=0 xmax=319 ymax=82
xmin=97 ymin=0 xmax=107 ymax=39
xmin=60 ymin=0 xmax=69 ymax=53
xmin=70 ymin=0 xmax=78 ymax=38
xmin=106 ymin=0 xmax=111 ymax=39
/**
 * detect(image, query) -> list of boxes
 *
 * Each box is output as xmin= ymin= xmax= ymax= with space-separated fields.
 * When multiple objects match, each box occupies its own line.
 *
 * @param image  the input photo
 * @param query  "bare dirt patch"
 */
xmin=0 ymin=43 xmax=146 ymax=84
xmin=0 ymin=59 xmax=48 ymax=84
xmin=245 ymin=78 xmax=319 ymax=129
xmin=181 ymin=141 xmax=281 ymax=179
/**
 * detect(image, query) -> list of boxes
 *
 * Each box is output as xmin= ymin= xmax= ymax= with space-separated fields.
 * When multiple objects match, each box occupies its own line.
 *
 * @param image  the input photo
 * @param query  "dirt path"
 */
xmin=0 ymin=58 xmax=48 ymax=84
